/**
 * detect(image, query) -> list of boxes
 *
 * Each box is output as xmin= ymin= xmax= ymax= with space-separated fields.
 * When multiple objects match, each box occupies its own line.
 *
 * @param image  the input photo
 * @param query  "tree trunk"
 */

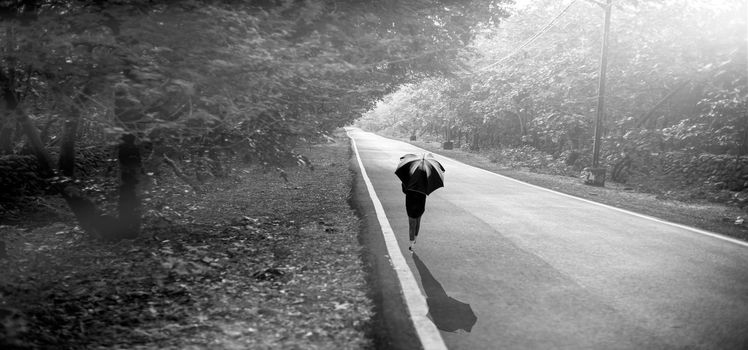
xmin=117 ymin=134 xmax=141 ymax=240
xmin=16 ymin=110 xmax=117 ymax=239
xmin=1 ymin=25 xmax=18 ymax=154
xmin=0 ymin=82 xmax=18 ymax=155
xmin=60 ymin=89 xmax=89 ymax=177
xmin=472 ymin=133 xmax=480 ymax=151
xmin=16 ymin=111 xmax=54 ymax=177
xmin=39 ymin=116 xmax=57 ymax=145
xmin=58 ymin=117 xmax=79 ymax=177
xmin=0 ymin=114 xmax=14 ymax=154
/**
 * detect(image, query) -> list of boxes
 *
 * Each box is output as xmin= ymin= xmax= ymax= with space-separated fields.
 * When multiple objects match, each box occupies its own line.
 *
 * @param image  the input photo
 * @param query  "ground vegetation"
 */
xmin=1 ymin=134 xmax=378 ymax=349
xmin=359 ymin=0 xmax=747 ymax=192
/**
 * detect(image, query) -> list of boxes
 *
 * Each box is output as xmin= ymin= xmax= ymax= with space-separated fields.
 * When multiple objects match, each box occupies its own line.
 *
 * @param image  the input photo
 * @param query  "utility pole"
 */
xmin=586 ymin=0 xmax=612 ymax=186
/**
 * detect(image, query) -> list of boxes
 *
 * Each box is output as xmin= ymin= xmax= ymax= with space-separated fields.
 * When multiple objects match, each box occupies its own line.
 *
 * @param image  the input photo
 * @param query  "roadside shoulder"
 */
xmin=405 ymin=138 xmax=748 ymax=243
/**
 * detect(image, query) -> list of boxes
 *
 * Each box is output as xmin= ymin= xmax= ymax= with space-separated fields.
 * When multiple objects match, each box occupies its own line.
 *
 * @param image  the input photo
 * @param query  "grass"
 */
xmin=0 ymin=131 xmax=373 ymax=349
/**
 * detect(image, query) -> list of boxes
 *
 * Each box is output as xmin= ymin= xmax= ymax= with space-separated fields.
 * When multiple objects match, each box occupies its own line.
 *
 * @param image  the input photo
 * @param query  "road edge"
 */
xmin=421 ymin=143 xmax=748 ymax=249
xmin=346 ymin=128 xmax=447 ymax=350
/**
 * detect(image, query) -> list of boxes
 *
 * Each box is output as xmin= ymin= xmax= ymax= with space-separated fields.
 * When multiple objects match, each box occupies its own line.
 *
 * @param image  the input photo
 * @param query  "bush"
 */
xmin=486 ymin=145 xmax=578 ymax=176
xmin=0 ymin=155 xmax=45 ymax=197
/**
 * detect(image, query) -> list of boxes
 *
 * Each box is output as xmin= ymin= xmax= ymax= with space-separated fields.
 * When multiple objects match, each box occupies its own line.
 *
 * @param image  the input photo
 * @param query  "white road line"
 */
xmin=347 ymin=130 xmax=447 ymax=350
xmin=428 ymin=150 xmax=748 ymax=249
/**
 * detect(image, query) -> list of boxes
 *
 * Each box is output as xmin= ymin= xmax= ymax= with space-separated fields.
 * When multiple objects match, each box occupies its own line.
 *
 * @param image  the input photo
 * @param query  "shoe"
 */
xmin=408 ymin=240 xmax=415 ymax=252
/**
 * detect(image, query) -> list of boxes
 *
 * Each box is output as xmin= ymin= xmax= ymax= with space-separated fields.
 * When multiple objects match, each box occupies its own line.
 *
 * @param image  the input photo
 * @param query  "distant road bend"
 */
xmin=348 ymin=128 xmax=748 ymax=350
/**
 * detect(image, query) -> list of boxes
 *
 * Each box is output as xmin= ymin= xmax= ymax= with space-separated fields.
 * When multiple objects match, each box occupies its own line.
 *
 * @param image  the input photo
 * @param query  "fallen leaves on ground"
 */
xmin=0 ymin=134 xmax=374 ymax=349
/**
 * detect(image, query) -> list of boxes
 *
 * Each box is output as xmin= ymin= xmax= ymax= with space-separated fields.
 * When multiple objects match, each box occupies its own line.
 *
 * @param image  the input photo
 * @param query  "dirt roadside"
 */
xmin=0 ymin=131 xmax=374 ymax=349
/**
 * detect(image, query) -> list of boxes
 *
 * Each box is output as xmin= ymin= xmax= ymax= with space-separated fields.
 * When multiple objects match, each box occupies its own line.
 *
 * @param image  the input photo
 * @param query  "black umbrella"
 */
xmin=395 ymin=153 xmax=445 ymax=195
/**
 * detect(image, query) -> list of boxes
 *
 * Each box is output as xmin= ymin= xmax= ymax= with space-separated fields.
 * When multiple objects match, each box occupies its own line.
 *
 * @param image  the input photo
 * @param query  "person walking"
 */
xmin=403 ymin=184 xmax=427 ymax=250
xmin=395 ymin=153 xmax=445 ymax=252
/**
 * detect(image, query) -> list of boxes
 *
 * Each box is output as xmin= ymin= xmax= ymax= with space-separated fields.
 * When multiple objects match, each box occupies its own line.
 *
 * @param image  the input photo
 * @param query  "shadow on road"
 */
xmin=412 ymin=253 xmax=478 ymax=333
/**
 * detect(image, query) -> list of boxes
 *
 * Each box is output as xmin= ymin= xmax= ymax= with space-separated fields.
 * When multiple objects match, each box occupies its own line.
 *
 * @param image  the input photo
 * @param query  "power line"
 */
xmin=475 ymin=0 xmax=580 ymax=73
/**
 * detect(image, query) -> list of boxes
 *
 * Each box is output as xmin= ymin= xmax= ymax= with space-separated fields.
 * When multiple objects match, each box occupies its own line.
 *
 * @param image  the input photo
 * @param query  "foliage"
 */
xmin=361 ymin=0 xmax=747 ymax=169
xmin=0 ymin=0 xmax=511 ymax=238
xmin=0 ymin=155 xmax=43 ymax=197
xmin=528 ymin=112 xmax=592 ymax=154
xmin=487 ymin=145 xmax=581 ymax=176
xmin=661 ymin=48 xmax=748 ymax=154
xmin=0 ymin=0 xmax=510 ymax=156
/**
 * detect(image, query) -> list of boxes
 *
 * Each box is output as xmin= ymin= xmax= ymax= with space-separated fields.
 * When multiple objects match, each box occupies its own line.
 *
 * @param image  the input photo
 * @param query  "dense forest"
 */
xmin=358 ymin=0 xmax=747 ymax=188
xmin=0 ymin=0 xmax=510 ymax=240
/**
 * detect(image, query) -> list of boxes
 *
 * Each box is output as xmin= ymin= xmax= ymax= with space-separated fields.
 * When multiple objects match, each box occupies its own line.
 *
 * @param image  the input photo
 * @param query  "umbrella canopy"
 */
xmin=395 ymin=153 xmax=445 ymax=195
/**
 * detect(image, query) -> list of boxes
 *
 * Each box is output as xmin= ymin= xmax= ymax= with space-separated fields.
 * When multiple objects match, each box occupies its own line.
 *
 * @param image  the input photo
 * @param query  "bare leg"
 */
xmin=414 ymin=216 xmax=421 ymax=238
xmin=408 ymin=216 xmax=422 ymax=251
xmin=408 ymin=217 xmax=419 ymax=241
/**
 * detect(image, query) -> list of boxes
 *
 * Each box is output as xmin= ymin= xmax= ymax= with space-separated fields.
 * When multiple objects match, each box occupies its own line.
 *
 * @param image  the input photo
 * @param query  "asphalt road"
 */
xmin=348 ymin=128 xmax=748 ymax=350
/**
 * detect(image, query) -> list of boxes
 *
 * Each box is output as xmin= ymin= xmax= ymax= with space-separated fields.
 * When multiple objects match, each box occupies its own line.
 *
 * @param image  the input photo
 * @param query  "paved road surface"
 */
xmin=348 ymin=128 xmax=748 ymax=350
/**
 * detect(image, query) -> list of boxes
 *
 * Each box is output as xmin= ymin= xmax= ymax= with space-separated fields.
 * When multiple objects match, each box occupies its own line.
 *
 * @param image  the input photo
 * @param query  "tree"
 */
xmin=1 ymin=0 xmax=510 ymax=240
xmin=363 ymin=0 xmax=747 ymax=169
